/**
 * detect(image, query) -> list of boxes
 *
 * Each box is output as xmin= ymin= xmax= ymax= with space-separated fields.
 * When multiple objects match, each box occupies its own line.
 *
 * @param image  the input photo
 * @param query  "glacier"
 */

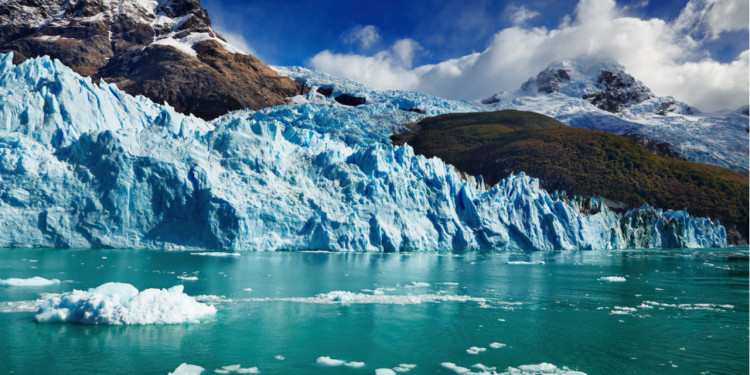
xmin=0 ymin=53 xmax=727 ymax=251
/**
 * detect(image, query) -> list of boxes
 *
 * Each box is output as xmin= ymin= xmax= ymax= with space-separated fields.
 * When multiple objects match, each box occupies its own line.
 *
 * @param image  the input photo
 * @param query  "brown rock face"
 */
xmin=0 ymin=0 xmax=307 ymax=120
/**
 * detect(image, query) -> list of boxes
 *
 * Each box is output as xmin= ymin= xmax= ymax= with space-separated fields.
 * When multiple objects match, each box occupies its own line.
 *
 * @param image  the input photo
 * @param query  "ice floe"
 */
xmin=0 ymin=277 xmax=60 ymax=286
xmin=191 ymin=252 xmax=241 ymax=257
xmin=248 ymin=291 xmax=487 ymax=305
xmin=489 ymin=342 xmax=506 ymax=349
xmin=598 ymin=276 xmax=626 ymax=282
xmin=442 ymin=361 xmax=586 ymax=375
xmin=393 ymin=364 xmax=417 ymax=372
xmin=466 ymin=346 xmax=487 ymax=355
xmin=33 ymin=282 xmax=216 ymax=324
xmin=169 ymin=363 xmax=205 ymax=375
xmin=507 ymin=261 xmax=545 ymax=265
xmin=441 ymin=362 xmax=471 ymax=373
xmin=316 ymin=356 xmax=345 ymax=366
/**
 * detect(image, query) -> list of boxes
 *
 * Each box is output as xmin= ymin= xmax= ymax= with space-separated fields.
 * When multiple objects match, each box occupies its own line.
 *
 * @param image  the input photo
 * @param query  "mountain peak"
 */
xmin=0 ymin=0 xmax=307 ymax=119
xmin=511 ymin=60 xmax=703 ymax=115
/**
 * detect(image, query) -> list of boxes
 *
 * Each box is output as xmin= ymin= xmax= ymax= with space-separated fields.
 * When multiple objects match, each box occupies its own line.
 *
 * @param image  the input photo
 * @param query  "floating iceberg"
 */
xmin=33 ymin=282 xmax=216 ymax=325
xmin=169 ymin=363 xmax=205 ymax=375
xmin=0 ymin=54 xmax=727 ymax=251
xmin=599 ymin=276 xmax=626 ymax=282
xmin=0 ymin=276 xmax=60 ymax=286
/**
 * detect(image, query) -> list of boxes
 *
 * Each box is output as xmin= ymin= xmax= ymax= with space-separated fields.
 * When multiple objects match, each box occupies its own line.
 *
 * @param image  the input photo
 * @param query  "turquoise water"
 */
xmin=0 ymin=248 xmax=747 ymax=375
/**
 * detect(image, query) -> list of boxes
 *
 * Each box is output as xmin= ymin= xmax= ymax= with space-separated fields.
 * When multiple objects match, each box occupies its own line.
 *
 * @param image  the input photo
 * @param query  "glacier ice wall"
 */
xmin=0 ymin=54 xmax=727 ymax=251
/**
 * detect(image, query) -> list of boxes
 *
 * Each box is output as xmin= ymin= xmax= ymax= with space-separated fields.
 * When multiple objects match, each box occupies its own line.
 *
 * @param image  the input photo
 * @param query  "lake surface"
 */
xmin=0 ymin=248 xmax=747 ymax=375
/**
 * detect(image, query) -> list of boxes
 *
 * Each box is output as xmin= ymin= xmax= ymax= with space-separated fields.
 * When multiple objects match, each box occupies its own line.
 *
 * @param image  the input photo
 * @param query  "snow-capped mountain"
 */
xmin=0 ymin=0 xmax=306 ymax=119
xmin=0 ymin=53 xmax=727 ymax=251
xmin=481 ymin=61 xmax=748 ymax=173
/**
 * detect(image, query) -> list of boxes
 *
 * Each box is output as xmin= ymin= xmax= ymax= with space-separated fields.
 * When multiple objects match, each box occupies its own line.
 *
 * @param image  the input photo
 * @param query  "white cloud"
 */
xmin=309 ymin=39 xmax=422 ymax=90
xmin=509 ymin=5 xmax=540 ymax=25
xmin=213 ymin=26 xmax=256 ymax=56
xmin=308 ymin=0 xmax=749 ymax=111
xmin=343 ymin=25 xmax=382 ymax=50
xmin=675 ymin=0 xmax=749 ymax=40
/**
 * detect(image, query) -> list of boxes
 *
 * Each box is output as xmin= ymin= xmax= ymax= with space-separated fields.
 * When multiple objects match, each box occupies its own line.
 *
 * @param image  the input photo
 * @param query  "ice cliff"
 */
xmin=0 ymin=53 xmax=727 ymax=251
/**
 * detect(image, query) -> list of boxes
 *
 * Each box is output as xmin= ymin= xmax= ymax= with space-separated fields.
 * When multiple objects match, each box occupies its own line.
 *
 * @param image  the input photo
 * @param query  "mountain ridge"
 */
xmin=0 ymin=0 xmax=307 ymax=120
xmin=478 ymin=60 xmax=748 ymax=174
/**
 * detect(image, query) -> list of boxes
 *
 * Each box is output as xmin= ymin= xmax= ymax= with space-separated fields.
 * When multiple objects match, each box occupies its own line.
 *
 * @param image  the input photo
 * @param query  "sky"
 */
xmin=202 ymin=0 xmax=749 ymax=111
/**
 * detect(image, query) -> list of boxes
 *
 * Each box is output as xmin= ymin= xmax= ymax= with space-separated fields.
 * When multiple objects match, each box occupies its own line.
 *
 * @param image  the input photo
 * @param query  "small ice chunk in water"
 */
xmin=169 ymin=363 xmax=205 ymax=375
xmin=466 ymin=346 xmax=487 ymax=354
xmin=274 ymin=355 xmax=284 ymax=361
xmin=490 ymin=342 xmax=506 ymax=349
xmin=441 ymin=362 xmax=470 ymax=374
xmin=472 ymin=363 xmax=496 ymax=371
xmin=0 ymin=277 xmax=60 ymax=287
xmin=178 ymin=276 xmax=199 ymax=281
xmin=221 ymin=365 xmax=240 ymax=371
xmin=599 ymin=276 xmax=626 ymax=282
xmin=393 ymin=363 xmax=417 ymax=372
xmin=236 ymin=367 xmax=259 ymax=374
xmin=243 ymin=288 xmax=253 ymax=292
xmin=316 ymin=356 xmax=345 ymax=366
xmin=375 ymin=369 xmax=396 ymax=375
xmin=345 ymin=361 xmax=365 ymax=368
xmin=406 ymin=282 xmax=430 ymax=288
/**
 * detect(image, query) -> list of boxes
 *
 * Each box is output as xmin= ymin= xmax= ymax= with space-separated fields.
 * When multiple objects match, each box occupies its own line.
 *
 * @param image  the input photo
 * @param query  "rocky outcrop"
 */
xmin=0 ymin=0 xmax=307 ymax=120
xmin=582 ymin=70 xmax=653 ymax=113
xmin=521 ymin=68 xmax=571 ymax=94
xmin=334 ymin=93 xmax=366 ymax=106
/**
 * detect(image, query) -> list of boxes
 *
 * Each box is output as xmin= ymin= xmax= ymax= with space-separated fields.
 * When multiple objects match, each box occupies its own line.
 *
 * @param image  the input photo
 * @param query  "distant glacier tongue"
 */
xmin=0 ymin=54 xmax=727 ymax=251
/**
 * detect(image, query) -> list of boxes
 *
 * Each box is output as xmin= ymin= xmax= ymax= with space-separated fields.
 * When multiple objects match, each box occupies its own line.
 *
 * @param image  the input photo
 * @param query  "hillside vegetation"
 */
xmin=392 ymin=110 xmax=748 ymax=244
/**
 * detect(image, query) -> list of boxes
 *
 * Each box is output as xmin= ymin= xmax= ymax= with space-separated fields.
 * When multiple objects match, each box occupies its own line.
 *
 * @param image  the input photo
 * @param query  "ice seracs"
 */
xmin=0 ymin=53 xmax=729 ymax=252
xmin=33 ymin=282 xmax=216 ymax=324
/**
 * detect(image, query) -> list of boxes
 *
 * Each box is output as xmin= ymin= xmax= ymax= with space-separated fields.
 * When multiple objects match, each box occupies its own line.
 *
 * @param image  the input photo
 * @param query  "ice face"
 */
xmin=0 ymin=53 xmax=728 ymax=251
xmin=33 ymin=282 xmax=216 ymax=325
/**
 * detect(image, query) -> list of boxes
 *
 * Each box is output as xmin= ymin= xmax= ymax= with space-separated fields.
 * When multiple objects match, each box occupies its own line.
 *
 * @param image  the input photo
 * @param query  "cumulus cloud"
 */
xmin=675 ymin=0 xmax=749 ymax=40
xmin=310 ymin=38 xmax=422 ymax=90
xmin=343 ymin=25 xmax=382 ymax=50
xmin=509 ymin=5 xmax=540 ymax=25
xmin=213 ymin=26 xmax=256 ymax=55
xmin=308 ymin=0 xmax=749 ymax=111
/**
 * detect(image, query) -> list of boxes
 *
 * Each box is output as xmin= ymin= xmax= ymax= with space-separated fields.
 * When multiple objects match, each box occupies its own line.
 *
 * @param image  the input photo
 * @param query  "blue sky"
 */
xmin=202 ymin=0 xmax=749 ymax=111
xmin=203 ymin=0 xmax=745 ymax=65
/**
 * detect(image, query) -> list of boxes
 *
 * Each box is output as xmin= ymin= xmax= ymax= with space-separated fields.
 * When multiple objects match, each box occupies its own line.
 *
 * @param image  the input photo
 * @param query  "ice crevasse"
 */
xmin=0 ymin=53 xmax=727 ymax=251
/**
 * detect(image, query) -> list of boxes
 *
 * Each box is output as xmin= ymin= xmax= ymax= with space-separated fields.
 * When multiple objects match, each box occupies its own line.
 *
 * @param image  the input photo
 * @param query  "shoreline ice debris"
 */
xmin=0 ymin=53 xmax=728 ymax=252
xmin=33 ymin=282 xmax=216 ymax=324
